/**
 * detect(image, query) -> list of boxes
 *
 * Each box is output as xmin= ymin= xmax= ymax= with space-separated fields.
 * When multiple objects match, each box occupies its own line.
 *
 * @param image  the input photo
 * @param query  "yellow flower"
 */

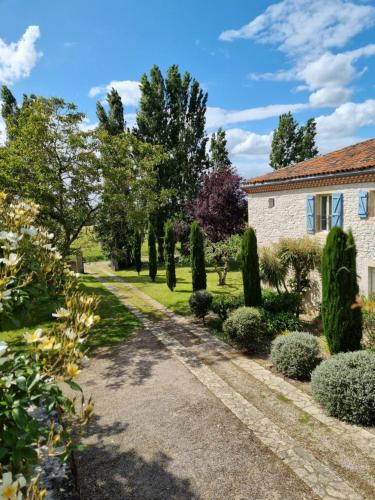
xmin=0 ymin=192 xmax=7 ymax=201
xmin=94 ymin=315 xmax=100 ymax=323
xmin=40 ymin=337 xmax=55 ymax=351
xmin=24 ymin=328 xmax=43 ymax=344
xmin=0 ymin=471 xmax=25 ymax=500
xmin=66 ymin=363 xmax=81 ymax=378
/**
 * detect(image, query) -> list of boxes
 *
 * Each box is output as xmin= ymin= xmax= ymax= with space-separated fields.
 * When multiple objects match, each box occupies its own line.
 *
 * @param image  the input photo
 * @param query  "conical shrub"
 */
xmin=134 ymin=230 xmax=142 ymax=275
xmin=148 ymin=221 xmax=157 ymax=282
xmin=164 ymin=221 xmax=176 ymax=291
xmin=241 ymin=227 xmax=262 ymax=307
xmin=190 ymin=221 xmax=206 ymax=292
xmin=321 ymin=227 xmax=362 ymax=353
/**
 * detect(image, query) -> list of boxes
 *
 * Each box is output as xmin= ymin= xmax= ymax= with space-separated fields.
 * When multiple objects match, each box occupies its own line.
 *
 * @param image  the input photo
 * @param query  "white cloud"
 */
xmin=0 ymin=26 xmax=42 ymax=84
xmin=226 ymin=128 xmax=272 ymax=158
xmin=309 ymin=87 xmax=352 ymax=107
xmin=206 ymin=102 xmax=307 ymax=128
xmin=88 ymin=80 xmax=141 ymax=107
xmin=219 ymin=0 xmax=375 ymax=58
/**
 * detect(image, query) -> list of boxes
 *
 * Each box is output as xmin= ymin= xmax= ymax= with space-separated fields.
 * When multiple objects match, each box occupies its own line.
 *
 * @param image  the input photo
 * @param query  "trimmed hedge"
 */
xmin=311 ymin=350 xmax=375 ymax=425
xmin=189 ymin=290 xmax=213 ymax=323
xmin=262 ymin=289 xmax=298 ymax=314
xmin=223 ymin=307 xmax=267 ymax=350
xmin=211 ymin=294 xmax=244 ymax=321
xmin=264 ymin=311 xmax=304 ymax=337
xmin=270 ymin=332 xmax=320 ymax=380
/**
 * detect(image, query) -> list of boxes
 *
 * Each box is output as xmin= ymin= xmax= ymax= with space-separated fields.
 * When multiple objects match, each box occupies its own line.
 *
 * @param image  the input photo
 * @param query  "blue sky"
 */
xmin=1 ymin=0 xmax=375 ymax=178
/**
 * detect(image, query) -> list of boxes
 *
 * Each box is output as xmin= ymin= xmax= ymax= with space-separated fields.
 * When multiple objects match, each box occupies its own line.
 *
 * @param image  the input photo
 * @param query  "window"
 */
xmin=369 ymin=191 xmax=375 ymax=218
xmin=370 ymin=267 xmax=375 ymax=295
xmin=268 ymin=198 xmax=275 ymax=208
xmin=316 ymin=194 xmax=332 ymax=231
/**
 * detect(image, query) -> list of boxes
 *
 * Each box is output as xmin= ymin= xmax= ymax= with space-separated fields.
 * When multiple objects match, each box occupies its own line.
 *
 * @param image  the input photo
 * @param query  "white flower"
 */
xmin=23 ymin=329 xmax=43 ymax=344
xmin=52 ymin=307 xmax=70 ymax=319
xmin=54 ymin=251 xmax=62 ymax=260
xmin=64 ymin=328 xmax=76 ymax=340
xmin=0 ymin=253 xmax=20 ymax=267
xmin=0 ymin=341 xmax=8 ymax=357
xmin=0 ymin=290 xmax=11 ymax=301
xmin=0 ymin=471 xmax=25 ymax=500
xmin=77 ymin=313 xmax=95 ymax=328
xmin=81 ymin=355 xmax=90 ymax=367
xmin=0 ymin=303 xmax=3 ymax=313
xmin=20 ymin=226 xmax=38 ymax=237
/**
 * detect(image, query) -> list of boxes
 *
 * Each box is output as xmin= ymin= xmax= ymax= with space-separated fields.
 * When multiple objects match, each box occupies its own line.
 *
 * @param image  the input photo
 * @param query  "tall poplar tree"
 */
xmin=97 ymin=88 xmax=125 ymax=135
xmin=270 ymin=112 xmax=318 ymax=169
xmin=136 ymin=64 xmax=209 ymax=260
xmin=210 ymin=128 xmax=232 ymax=171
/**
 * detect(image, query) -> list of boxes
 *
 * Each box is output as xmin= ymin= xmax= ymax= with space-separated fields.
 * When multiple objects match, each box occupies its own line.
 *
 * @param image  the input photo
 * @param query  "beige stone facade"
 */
xmin=247 ymin=180 xmax=375 ymax=296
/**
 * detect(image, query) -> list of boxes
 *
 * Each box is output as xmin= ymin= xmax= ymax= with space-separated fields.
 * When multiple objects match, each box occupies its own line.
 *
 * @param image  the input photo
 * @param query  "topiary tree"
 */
xmin=189 ymin=290 xmax=213 ymax=323
xmin=134 ymin=231 xmax=142 ymax=275
xmin=321 ymin=227 xmax=362 ymax=353
xmin=190 ymin=221 xmax=206 ymax=292
xmin=241 ymin=228 xmax=262 ymax=307
xmin=148 ymin=221 xmax=157 ymax=282
xmin=164 ymin=221 xmax=176 ymax=291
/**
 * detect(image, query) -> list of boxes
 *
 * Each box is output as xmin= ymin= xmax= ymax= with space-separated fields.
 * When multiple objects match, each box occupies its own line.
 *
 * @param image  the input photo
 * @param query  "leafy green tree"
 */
xmin=321 ymin=227 xmax=362 ymax=353
xmin=96 ymin=88 xmax=125 ymax=135
xmin=0 ymin=96 xmax=101 ymax=255
xmin=148 ymin=221 xmax=157 ymax=282
xmin=241 ymin=228 xmax=262 ymax=307
xmin=134 ymin=231 xmax=142 ymax=275
xmin=95 ymin=132 xmax=162 ymax=268
xmin=1 ymin=86 xmax=20 ymax=140
xmin=164 ymin=221 xmax=176 ymax=291
xmin=137 ymin=64 xmax=209 ymax=259
xmin=190 ymin=221 xmax=206 ymax=291
xmin=270 ymin=112 xmax=318 ymax=169
xmin=210 ymin=128 xmax=232 ymax=170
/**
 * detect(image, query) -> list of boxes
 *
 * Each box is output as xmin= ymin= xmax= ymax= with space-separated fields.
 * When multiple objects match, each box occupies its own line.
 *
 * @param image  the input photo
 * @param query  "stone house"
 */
xmin=244 ymin=138 xmax=375 ymax=296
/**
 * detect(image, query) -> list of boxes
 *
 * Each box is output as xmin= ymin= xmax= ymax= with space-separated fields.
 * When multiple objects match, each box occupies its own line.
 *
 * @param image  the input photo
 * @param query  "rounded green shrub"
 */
xmin=211 ymin=294 xmax=244 ymax=321
xmin=189 ymin=290 xmax=213 ymax=322
xmin=264 ymin=311 xmax=304 ymax=337
xmin=223 ymin=307 xmax=266 ymax=350
xmin=311 ymin=351 xmax=375 ymax=425
xmin=270 ymin=332 xmax=320 ymax=380
xmin=262 ymin=289 xmax=299 ymax=314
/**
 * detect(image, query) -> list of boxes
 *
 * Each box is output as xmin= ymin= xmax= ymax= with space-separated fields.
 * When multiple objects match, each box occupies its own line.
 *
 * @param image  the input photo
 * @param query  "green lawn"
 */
xmin=0 ymin=276 xmax=140 ymax=352
xmin=115 ymin=264 xmax=242 ymax=315
xmin=70 ymin=226 xmax=104 ymax=262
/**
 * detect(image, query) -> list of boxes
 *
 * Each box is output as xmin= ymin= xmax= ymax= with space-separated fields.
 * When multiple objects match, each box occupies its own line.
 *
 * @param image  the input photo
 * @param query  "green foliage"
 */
xmin=190 ymin=221 xmax=206 ymax=291
xmin=211 ymin=294 xmax=244 ymax=321
xmin=95 ymin=132 xmax=163 ymax=267
xmin=270 ymin=332 xmax=320 ymax=380
xmin=260 ymin=246 xmax=288 ymax=293
xmin=262 ymin=289 xmax=299 ymax=314
xmin=311 ymin=351 xmax=375 ymax=425
xmin=277 ymin=237 xmax=321 ymax=315
xmin=0 ymin=95 xmax=101 ymax=256
xmin=137 ymin=64 xmax=209 ymax=257
xmin=164 ymin=221 xmax=176 ymax=291
xmin=134 ymin=231 xmax=142 ymax=275
xmin=362 ymin=294 xmax=375 ymax=348
xmin=263 ymin=311 xmax=303 ymax=336
xmin=223 ymin=307 xmax=267 ymax=350
xmin=148 ymin=222 xmax=157 ymax=282
xmin=189 ymin=290 xmax=213 ymax=322
xmin=0 ymin=347 xmax=75 ymax=477
xmin=205 ymin=234 xmax=242 ymax=286
xmin=270 ymin=112 xmax=318 ymax=170
xmin=210 ymin=127 xmax=232 ymax=170
xmin=321 ymin=227 xmax=362 ymax=353
xmin=241 ymin=228 xmax=262 ymax=307
xmin=96 ymin=87 xmax=125 ymax=135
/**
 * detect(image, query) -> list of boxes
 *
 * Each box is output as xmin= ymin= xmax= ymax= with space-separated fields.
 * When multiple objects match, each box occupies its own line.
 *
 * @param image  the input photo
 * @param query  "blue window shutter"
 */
xmin=306 ymin=195 xmax=315 ymax=234
xmin=358 ymin=191 xmax=368 ymax=219
xmin=332 ymin=192 xmax=343 ymax=227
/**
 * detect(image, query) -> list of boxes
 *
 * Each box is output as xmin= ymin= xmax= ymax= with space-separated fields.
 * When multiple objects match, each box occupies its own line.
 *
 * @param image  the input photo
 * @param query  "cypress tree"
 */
xmin=148 ymin=222 xmax=157 ymax=282
xmin=164 ymin=221 xmax=176 ymax=291
xmin=134 ymin=231 xmax=142 ymax=275
xmin=241 ymin=228 xmax=262 ymax=307
xmin=321 ymin=227 xmax=362 ymax=353
xmin=190 ymin=221 xmax=206 ymax=291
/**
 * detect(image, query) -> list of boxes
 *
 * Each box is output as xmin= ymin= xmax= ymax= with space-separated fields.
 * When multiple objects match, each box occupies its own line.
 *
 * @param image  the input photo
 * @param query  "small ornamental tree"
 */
xmin=134 ymin=231 xmax=142 ymax=275
xmin=148 ymin=221 xmax=157 ymax=282
xmin=190 ymin=221 xmax=206 ymax=291
xmin=241 ymin=228 xmax=262 ymax=307
xmin=190 ymin=167 xmax=247 ymax=242
xmin=321 ymin=227 xmax=362 ymax=353
xmin=164 ymin=221 xmax=176 ymax=291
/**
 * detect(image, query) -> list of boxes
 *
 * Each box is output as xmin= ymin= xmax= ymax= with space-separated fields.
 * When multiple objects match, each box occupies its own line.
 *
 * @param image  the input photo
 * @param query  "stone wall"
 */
xmin=247 ymin=181 xmax=375 ymax=296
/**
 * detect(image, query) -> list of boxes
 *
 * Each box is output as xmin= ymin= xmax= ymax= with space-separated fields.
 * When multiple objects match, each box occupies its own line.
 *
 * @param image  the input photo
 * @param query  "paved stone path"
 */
xmin=75 ymin=263 xmax=375 ymax=499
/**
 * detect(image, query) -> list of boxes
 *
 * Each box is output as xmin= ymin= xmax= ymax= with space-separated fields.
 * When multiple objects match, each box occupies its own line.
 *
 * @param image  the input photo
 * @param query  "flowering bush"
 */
xmin=0 ymin=193 xmax=98 ymax=496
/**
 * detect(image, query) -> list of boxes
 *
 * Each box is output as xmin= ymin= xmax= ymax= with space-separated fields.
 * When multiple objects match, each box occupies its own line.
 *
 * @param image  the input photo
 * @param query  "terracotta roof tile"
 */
xmin=245 ymin=138 xmax=375 ymax=185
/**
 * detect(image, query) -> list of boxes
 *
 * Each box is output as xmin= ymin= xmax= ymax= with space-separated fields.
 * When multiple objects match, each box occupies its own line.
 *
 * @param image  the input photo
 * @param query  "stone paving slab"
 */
xmin=87 ymin=267 xmax=364 ymax=500
xmin=88 ymin=263 xmax=375 ymax=462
